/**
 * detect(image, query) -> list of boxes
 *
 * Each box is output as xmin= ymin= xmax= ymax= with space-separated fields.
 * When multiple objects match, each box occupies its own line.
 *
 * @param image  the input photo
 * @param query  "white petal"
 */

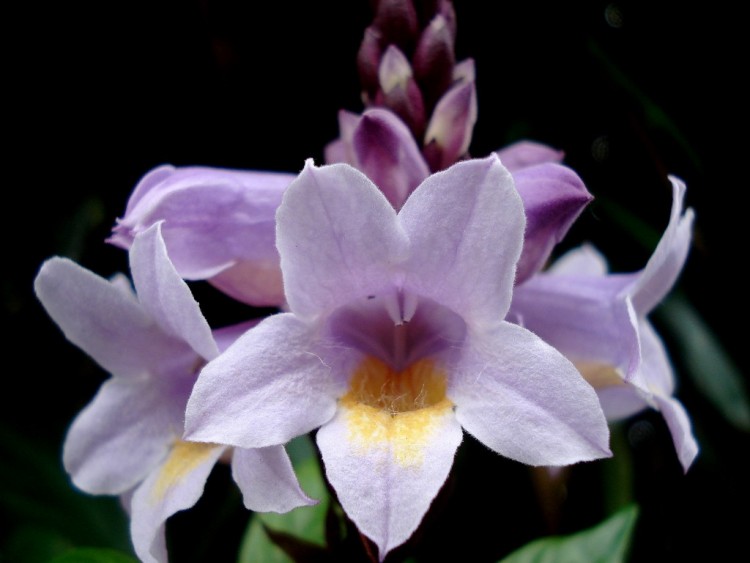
xmin=451 ymin=325 xmax=611 ymax=466
xmin=317 ymin=402 xmax=462 ymax=560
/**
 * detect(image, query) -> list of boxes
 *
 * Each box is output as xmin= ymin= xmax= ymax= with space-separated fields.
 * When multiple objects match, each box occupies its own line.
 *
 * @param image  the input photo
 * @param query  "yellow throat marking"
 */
xmin=151 ymin=440 xmax=217 ymax=502
xmin=576 ymin=361 xmax=625 ymax=389
xmin=340 ymin=356 xmax=452 ymax=466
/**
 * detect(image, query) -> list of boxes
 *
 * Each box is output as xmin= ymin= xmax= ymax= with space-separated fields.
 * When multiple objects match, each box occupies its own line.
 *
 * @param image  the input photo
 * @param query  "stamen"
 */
xmin=383 ymin=291 xmax=404 ymax=325
xmin=343 ymin=356 xmax=448 ymax=415
xmin=402 ymin=291 xmax=418 ymax=322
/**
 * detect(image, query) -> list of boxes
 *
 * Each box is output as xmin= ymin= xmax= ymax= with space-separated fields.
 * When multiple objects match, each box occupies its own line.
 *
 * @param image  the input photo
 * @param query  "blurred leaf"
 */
xmin=49 ymin=547 xmax=138 ymax=563
xmin=237 ymin=435 xmax=330 ymax=563
xmin=239 ymin=518 xmax=291 ymax=563
xmin=0 ymin=426 xmax=131 ymax=553
xmin=657 ymin=293 xmax=750 ymax=431
xmin=601 ymin=424 xmax=634 ymax=514
xmin=499 ymin=504 xmax=639 ymax=563
xmin=2 ymin=525 xmax=73 ymax=563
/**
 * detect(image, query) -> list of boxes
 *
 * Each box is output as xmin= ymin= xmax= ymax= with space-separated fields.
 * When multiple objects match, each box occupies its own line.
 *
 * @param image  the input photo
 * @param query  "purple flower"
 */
xmin=109 ymin=165 xmax=296 ymax=306
xmin=356 ymin=0 xmax=460 ymax=142
xmin=324 ymin=108 xmax=430 ymax=209
xmin=422 ymin=78 xmax=477 ymax=171
xmin=375 ymin=45 xmax=427 ymax=138
xmin=35 ymin=223 xmax=312 ymax=563
xmin=509 ymin=177 xmax=698 ymax=471
xmin=184 ymin=156 xmax=611 ymax=559
xmin=326 ymin=109 xmax=593 ymax=283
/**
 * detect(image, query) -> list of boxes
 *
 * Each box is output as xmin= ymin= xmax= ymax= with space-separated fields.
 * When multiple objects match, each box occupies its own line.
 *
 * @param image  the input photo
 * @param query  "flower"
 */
xmin=112 ymin=130 xmax=590 ymax=311
xmin=34 ymin=223 xmax=312 ymax=563
xmin=421 ymin=76 xmax=477 ymax=171
xmin=357 ymin=0 xmax=462 ymax=145
xmin=324 ymin=108 xmax=430 ymax=209
xmin=509 ymin=177 xmax=698 ymax=471
xmin=325 ymin=107 xmax=593 ymax=282
xmin=109 ymin=165 xmax=295 ymax=306
xmin=184 ymin=155 xmax=611 ymax=559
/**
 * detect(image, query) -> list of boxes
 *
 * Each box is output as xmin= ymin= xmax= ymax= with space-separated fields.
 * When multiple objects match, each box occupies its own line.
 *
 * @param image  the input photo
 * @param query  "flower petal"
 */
xmin=119 ymin=165 xmax=176 ymax=219
xmin=512 ymin=163 xmax=593 ymax=284
xmin=451 ymin=324 xmax=611 ymax=466
xmin=130 ymin=441 xmax=224 ymax=563
xmin=652 ymin=394 xmax=699 ymax=472
xmin=110 ymin=165 xmax=292 ymax=306
xmin=34 ymin=257 xmax=177 ymax=378
xmin=636 ymin=320 xmax=676 ymax=396
xmin=357 ymin=26 xmax=384 ymax=97
xmin=596 ymin=384 xmax=649 ymax=421
xmin=276 ymin=160 xmax=409 ymax=320
xmin=231 ymin=446 xmax=315 ymax=512
xmin=377 ymin=45 xmax=426 ymax=137
xmin=130 ymin=223 xmax=219 ymax=361
xmin=64 ymin=376 xmax=190 ymax=495
xmin=510 ymin=272 xmax=641 ymax=377
xmin=352 ymin=109 xmax=430 ymax=209
xmin=399 ymin=155 xmax=524 ymax=327
xmin=423 ymin=80 xmax=477 ymax=170
xmin=325 ymin=110 xmax=361 ymax=165
xmin=316 ymin=401 xmax=462 ymax=560
xmin=112 ymin=166 xmax=291 ymax=279
xmin=211 ymin=319 xmax=259 ymax=353
xmin=185 ymin=313 xmax=340 ymax=448
xmin=495 ymin=140 xmax=564 ymax=172
xmin=629 ymin=176 xmax=694 ymax=315
xmin=323 ymin=138 xmax=349 ymax=166
xmin=547 ymin=244 xmax=609 ymax=277
xmin=412 ymin=14 xmax=456 ymax=107
xmin=206 ymin=257 xmax=285 ymax=307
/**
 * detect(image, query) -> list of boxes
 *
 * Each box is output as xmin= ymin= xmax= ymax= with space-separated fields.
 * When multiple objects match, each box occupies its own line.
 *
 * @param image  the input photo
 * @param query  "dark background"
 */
xmin=4 ymin=1 xmax=748 ymax=561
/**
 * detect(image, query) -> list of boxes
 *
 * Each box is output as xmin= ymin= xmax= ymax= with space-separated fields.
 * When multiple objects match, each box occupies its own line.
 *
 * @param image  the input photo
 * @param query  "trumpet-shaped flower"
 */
xmin=35 ymin=223 xmax=311 ymax=563
xmin=185 ymin=155 xmax=611 ymax=559
xmin=109 ymin=165 xmax=295 ymax=306
xmin=509 ymin=177 xmax=698 ymax=471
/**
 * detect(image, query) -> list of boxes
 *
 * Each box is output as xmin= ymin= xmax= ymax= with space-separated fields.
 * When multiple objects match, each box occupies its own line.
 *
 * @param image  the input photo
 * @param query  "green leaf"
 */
xmin=0 ymin=425 xmax=131 ymax=553
xmin=238 ymin=518 xmax=292 ymax=563
xmin=499 ymin=505 xmax=639 ymax=563
xmin=49 ymin=547 xmax=138 ymax=563
xmin=2 ymin=525 xmax=74 ymax=563
xmin=237 ymin=435 xmax=331 ymax=563
xmin=657 ymin=294 xmax=750 ymax=431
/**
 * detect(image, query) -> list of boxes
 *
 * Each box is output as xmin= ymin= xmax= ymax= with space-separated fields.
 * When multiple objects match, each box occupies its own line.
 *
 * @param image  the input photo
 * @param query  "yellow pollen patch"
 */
xmin=576 ymin=361 xmax=625 ymax=389
xmin=340 ymin=356 xmax=453 ymax=466
xmin=151 ymin=440 xmax=217 ymax=503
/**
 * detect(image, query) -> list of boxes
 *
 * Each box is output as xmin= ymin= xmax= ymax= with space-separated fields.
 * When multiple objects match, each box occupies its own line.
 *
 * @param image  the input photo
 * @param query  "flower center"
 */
xmin=340 ymin=356 xmax=453 ymax=466
xmin=342 ymin=355 xmax=449 ymax=415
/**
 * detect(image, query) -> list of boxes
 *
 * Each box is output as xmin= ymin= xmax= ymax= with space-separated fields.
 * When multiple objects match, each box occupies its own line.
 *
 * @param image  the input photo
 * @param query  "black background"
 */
xmin=4 ymin=1 xmax=748 ymax=561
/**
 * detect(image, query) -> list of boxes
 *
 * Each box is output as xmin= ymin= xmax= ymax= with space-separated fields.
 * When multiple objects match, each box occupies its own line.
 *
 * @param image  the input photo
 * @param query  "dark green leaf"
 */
xmin=499 ymin=504 xmax=639 ymax=563
xmin=657 ymin=294 xmax=750 ymax=431
xmin=0 ymin=426 xmax=131 ymax=552
xmin=237 ymin=435 xmax=330 ymax=563
xmin=49 ymin=547 xmax=138 ymax=563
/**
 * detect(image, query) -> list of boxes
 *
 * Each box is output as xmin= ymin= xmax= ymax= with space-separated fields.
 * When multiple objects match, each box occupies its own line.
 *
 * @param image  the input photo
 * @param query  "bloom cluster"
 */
xmin=35 ymin=1 xmax=697 ymax=561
